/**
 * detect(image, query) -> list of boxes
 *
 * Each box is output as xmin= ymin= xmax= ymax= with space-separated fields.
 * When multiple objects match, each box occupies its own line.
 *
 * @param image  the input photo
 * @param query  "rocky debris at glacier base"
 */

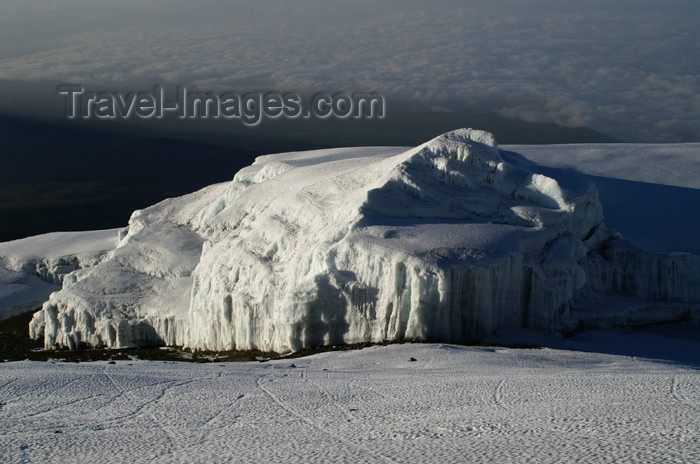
xmin=27 ymin=129 xmax=700 ymax=352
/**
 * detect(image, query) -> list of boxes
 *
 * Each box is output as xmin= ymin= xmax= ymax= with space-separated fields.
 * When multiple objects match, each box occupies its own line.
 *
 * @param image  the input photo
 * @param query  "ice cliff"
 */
xmin=28 ymin=129 xmax=700 ymax=352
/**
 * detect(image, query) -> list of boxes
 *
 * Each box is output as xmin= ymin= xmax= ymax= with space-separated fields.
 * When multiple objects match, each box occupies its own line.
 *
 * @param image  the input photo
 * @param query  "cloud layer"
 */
xmin=0 ymin=0 xmax=698 ymax=141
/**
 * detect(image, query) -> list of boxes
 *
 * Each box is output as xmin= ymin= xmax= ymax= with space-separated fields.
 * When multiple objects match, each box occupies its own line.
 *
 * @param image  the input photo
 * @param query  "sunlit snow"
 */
xmin=18 ymin=129 xmax=700 ymax=353
xmin=1 ymin=340 xmax=698 ymax=463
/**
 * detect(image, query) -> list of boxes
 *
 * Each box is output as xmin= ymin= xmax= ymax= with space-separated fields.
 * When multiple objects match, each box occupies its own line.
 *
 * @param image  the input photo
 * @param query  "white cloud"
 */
xmin=0 ymin=0 xmax=698 ymax=141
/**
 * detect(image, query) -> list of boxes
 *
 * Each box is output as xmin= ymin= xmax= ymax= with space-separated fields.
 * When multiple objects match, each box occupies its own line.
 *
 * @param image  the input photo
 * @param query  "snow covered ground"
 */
xmin=1 ymin=337 xmax=698 ymax=464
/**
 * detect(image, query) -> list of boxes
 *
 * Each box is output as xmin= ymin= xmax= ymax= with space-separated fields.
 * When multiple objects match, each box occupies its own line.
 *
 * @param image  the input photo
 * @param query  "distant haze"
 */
xmin=0 ymin=0 xmax=699 ymax=142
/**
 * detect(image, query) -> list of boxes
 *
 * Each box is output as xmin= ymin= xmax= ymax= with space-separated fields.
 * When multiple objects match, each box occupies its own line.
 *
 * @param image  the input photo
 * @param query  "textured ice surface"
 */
xmin=0 ymin=229 xmax=119 ymax=284
xmin=0 ymin=267 xmax=58 ymax=321
xmin=504 ymin=143 xmax=700 ymax=254
xmin=26 ymin=130 xmax=700 ymax=351
xmin=0 ymin=230 xmax=119 ymax=320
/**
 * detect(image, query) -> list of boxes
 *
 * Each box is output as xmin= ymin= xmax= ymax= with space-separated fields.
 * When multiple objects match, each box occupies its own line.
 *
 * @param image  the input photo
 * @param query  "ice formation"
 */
xmin=0 ymin=229 xmax=119 ymax=284
xmin=28 ymin=129 xmax=700 ymax=352
xmin=0 ymin=230 xmax=119 ymax=320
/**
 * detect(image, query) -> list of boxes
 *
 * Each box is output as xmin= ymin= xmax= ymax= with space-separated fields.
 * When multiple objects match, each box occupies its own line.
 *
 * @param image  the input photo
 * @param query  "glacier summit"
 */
xmin=28 ymin=129 xmax=700 ymax=352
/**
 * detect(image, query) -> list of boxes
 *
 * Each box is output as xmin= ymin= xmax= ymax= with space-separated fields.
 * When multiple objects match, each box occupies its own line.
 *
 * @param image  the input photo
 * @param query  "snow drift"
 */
xmin=28 ymin=129 xmax=700 ymax=352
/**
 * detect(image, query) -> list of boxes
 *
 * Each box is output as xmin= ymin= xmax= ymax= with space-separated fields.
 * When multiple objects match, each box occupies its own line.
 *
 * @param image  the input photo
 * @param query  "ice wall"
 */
xmin=28 ymin=129 xmax=700 ymax=352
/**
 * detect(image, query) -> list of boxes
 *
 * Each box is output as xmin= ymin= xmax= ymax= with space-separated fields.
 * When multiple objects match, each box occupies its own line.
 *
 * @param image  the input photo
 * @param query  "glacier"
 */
xmin=26 ymin=129 xmax=700 ymax=352
xmin=0 ymin=230 xmax=119 ymax=320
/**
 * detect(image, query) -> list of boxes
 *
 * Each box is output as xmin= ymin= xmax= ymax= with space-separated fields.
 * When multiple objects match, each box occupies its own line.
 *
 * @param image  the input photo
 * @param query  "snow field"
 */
xmin=0 ymin=342 xmax=698 ymax=463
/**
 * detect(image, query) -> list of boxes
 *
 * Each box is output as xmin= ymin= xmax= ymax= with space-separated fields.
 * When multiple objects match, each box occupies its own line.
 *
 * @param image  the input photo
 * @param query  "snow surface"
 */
xmin=504 ymin=143 xmax=700 ymax=254
xmin=0 ymin=230 xmax=119 ymax=320
xmin=0 ymin=268 xmax=58 ymax=321
xmin=1 ymin=340 xmax=698 ymax=464
xmin=24 ymin=129 xmax=700 ymax=352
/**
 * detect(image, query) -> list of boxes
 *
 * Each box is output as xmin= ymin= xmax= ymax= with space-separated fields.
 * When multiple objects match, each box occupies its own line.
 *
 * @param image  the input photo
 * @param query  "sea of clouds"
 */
xmin=0 ymin=0 xmax=698 ymax=141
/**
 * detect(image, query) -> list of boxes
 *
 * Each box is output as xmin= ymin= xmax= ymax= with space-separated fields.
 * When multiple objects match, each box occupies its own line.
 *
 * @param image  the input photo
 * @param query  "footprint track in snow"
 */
xmin=256 ymin=373 xmax=400 ymax=464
